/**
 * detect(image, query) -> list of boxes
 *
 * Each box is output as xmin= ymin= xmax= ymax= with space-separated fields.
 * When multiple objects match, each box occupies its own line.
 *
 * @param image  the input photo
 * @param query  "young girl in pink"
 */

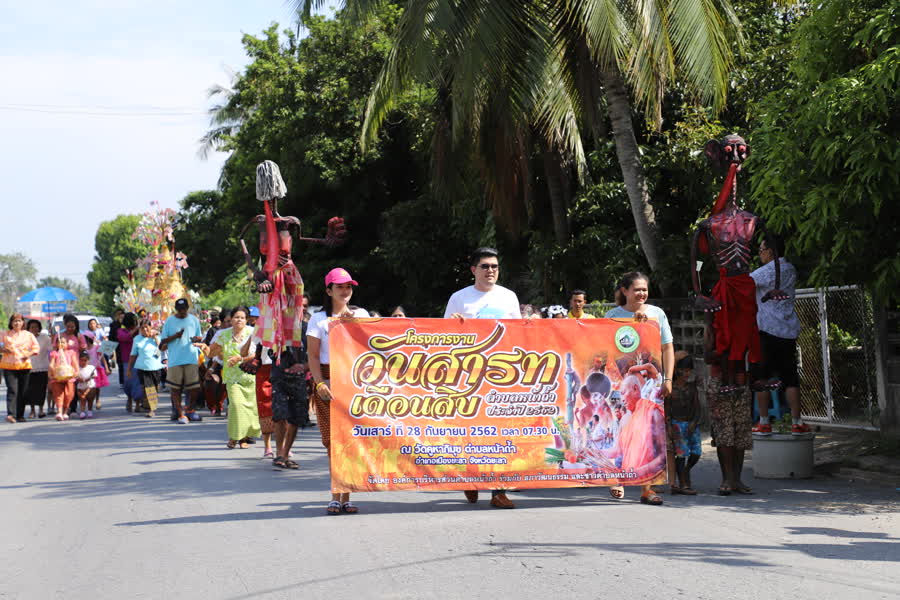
xmin=49 ymin=336 xmax=78 ymax=421
xmin=84 ymin=333 xmax=110 ymax=410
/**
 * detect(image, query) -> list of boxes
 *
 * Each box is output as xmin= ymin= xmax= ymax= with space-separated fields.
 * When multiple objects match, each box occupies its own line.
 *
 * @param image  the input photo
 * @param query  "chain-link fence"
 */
xmin=795 ymin=285 xmax=879 ymax=429
xmin=588 ymin=289 xmax=880 ymax=429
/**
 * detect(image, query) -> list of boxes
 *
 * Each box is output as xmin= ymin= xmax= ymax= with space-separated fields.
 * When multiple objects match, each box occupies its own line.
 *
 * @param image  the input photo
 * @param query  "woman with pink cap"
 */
xmin=307 ymin=267 xmax=369 ymax=515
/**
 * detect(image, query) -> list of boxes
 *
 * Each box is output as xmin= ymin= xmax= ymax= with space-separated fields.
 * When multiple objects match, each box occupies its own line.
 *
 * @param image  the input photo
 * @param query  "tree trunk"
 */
xmin=599 ymin=67 xmax=662 ymax=273
xmin=542 ymin=148 xmax=571 ymax=245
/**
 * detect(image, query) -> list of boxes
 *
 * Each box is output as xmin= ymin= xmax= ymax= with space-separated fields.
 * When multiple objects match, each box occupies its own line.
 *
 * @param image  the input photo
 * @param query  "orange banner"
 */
xmin=328 ymin=318 xmax=667 ymax=492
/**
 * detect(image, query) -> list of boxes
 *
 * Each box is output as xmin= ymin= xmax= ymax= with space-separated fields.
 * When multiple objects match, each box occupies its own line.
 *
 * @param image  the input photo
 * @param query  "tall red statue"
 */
xmin=239 ymin=160 xmax=346 ymax=357
xmin=691 ymin=135 xmax=785 ymax=392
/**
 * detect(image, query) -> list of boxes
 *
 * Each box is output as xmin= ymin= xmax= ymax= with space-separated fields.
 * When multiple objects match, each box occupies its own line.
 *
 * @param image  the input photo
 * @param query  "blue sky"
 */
xmin=0 ymin=1 xmax=334 ymax=285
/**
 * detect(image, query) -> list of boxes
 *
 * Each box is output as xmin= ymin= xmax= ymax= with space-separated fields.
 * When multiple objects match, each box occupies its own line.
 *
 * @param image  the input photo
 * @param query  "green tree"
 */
xmin=201 ymin=9 xmax=476 ymax=314
xmin=87 ymin=215 xmax=150 ymax=313
xmin=751 ymin=0 xmax=900 ymax=303
xmin=171 ymin=190 xmax=235 ymax=294
xmin=0 ymin=253 xmax=38 ymax=313
xmin=298 ymin=0 xmax=744 ymax=276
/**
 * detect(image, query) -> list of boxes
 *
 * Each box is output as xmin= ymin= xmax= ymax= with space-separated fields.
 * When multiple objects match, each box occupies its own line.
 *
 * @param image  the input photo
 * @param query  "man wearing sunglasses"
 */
xmin=445 ymin=247 xmax=522 ymax=508
xmin=445 ymin=247 xmax=522 ymax=322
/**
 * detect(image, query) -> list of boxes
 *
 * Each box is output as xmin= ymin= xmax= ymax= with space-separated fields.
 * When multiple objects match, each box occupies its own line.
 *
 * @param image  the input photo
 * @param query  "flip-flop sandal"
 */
xmin=239 ymin=442 xmax=249 ymax=449
xmin=284 ymin=459 xmax=299 ymax=470
xmin=734 ymin=484 xmax=754 ymax=495
xmin=341 ymin=502 xmax=359 ymax=514
xmin=326 ymin=500 xmax=342 ymax=515
xmin=640 ymin=492 xmax=664 ymax=506
xmin=718 ymin=483 xmax=733 ymax=496
xmin=273 ymin=456 xmax=288 ymax=469
xmin=262 ymin=450 xmax=275 ymax=459
xmin=227 ymin=440 xmax=237 ymax=449
xmin=670 ymin=485 xmax=683 ymax=495
xmin=679 ymin=487 xmax=698 ymax=495
xmin=609 ymin=486 xmax=625 ymax=499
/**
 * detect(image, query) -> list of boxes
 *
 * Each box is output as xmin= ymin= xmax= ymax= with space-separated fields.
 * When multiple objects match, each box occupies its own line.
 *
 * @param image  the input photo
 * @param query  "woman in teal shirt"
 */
xmin=128 ymin=319 xmax=164 ymax=418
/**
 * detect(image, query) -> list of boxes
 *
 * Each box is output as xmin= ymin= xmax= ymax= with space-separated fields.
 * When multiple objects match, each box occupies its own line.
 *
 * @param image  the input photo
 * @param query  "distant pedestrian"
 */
xmin=547 ymin=305 xmax=567 ymax=318
xmin=665 ymin=354 xmax=701 ymax=495
xmin=567 ymin=289 xmax=595 ymax=319
xmin=209 ymin=306 xmax=259 ymax=447
xmin=751 ymin=235 xmax=809 ymax=435
xmin=83 ymin=333 xmax=109 ymax=411
xmin=128 ymin=319 xmax=164 ymax=418
xmin=54 ymin=314 xmax=87 ymax=416
xmin=25 ymin=320 xmax=51 ymax=419
xmin=244 ymin=333 xmax=275 ymax=458
xmin=389 ymin=305 xmax=407 ymax=318
xmin=75 ymin=351 xmax=97 ymax=419
xmin=109 ymin=309 xmax=125 ymax=385
xmin=301 ymin=294 xmax=311 ymax=323
xmin=269 ymin=327 xmax=309 ymax=470
xmin=49 ymin=335 xmax=78 ymax=421
xmin=159 ymin=299 xmax=203 ymax=423
xmin=117 ymin=313 xmax=139 ymax=412
xmin=2 ymin=314 xmax=40 ymax=423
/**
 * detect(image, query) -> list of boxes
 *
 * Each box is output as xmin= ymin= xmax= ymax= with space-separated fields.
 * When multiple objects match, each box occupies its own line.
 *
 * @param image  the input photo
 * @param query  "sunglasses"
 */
xmin=478 ymin=263 xmax=499 ymax=271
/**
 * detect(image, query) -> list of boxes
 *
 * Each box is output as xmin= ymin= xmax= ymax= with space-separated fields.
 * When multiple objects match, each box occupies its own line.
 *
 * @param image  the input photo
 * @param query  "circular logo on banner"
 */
xmin=615 ymin=325 xmax=640 ymax=353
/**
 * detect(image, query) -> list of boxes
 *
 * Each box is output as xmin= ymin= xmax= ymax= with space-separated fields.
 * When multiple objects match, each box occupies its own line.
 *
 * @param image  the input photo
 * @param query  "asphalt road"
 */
xmin=2 ymin=390 xmax=898 ymax=600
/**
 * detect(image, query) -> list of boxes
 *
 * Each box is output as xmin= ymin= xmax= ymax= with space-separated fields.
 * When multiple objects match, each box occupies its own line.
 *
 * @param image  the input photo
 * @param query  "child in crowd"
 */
xmin=665 ymin=353 xmax=701 ymax=495
xmin=76 ymin=351 xmax=97 ymax=419
xmin=49 ymin=336 xmax=78 ymax=421
xmin=84 ymin=333 xmax=110 ymax=410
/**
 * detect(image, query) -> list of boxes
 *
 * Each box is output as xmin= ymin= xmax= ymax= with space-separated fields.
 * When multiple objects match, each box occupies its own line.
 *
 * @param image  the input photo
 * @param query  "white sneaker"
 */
xmin=79 ymin=412 xmax=86 ymax=420
xmin=86 ymin=411 xmax=93 ymax=419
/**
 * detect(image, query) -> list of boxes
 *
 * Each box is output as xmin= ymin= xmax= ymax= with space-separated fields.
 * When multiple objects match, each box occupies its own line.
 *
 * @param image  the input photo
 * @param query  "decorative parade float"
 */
xmin=114 ymin=201 xmax=201 ymax=325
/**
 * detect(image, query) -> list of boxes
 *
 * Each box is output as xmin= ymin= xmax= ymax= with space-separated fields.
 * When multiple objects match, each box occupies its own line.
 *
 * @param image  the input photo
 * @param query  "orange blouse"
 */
xmin=0 ymin=329 xmax=40 ymax=370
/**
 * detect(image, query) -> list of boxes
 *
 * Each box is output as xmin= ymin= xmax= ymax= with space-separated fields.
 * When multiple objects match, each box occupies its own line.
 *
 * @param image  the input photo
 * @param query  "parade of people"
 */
xmin=1 ymin=2 xmax=896 ymax=597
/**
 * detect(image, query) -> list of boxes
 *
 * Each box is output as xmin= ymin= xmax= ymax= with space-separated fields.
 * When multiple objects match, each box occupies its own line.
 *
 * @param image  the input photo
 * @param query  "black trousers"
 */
xmin=4 ymin=369 xmax=31 ymax=420
xmin=116 ymin=351 xmax=125 ymax=385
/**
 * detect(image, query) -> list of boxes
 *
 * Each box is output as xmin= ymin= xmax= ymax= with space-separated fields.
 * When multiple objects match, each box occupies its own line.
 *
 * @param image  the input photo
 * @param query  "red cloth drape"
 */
xmin=711 ymin=270 xmax=761 ymax=362
xmin=699 ymin=163 xmax=738 ymax=254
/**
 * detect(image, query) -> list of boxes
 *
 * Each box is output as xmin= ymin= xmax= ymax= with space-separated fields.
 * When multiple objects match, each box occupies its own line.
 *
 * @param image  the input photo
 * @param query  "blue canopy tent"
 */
xmin=18 ymin=287 xmax=78 ymax=302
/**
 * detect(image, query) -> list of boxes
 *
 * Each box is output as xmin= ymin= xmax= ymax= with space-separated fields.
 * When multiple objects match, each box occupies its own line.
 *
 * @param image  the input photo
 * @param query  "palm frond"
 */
xmin=667 ymin=0 xmax=738 ymax=111
xmin=360 ymin=0 xmax=440 ymax=150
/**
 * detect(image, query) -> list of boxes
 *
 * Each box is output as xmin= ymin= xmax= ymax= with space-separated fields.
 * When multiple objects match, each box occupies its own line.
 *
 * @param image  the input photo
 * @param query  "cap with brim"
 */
xmin=249 ymin=306 xmax=260 ymax=317
xmin=175 ymin=299 xmax=189 ymax=309
xmin=325 ymin=267 xmax=358 ymax=286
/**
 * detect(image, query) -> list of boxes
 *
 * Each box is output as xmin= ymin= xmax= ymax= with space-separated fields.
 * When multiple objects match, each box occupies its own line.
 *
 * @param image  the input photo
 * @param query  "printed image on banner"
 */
xmin=328 ymin=318 xmax=666 ymax=493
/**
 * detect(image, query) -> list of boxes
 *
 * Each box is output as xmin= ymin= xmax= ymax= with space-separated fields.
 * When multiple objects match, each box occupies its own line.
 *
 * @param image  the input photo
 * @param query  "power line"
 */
xmin=0 ymin=105 xmax=206 ymax=117
xmin=3 ymin=101 xmax=204 ymax=111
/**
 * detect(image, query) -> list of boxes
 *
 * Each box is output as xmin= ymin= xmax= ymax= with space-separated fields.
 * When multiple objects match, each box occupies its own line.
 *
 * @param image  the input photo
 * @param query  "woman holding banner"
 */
xmin=308 ymin=267 xmax=369 ymax=515
xmin=604 ymin=271 xmax=674 ymax=506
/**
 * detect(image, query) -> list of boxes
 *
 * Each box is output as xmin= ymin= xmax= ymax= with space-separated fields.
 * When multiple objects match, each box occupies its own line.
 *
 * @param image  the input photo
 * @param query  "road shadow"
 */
xmin=217 ymin=537 xmax=900 ymax=600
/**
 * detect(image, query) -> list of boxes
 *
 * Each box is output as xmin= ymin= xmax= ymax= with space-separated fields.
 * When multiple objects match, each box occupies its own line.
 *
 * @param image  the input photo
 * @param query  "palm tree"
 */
xmin=296 ymin=1 xmax=743 ymax=270
xmin=197 ymin=68 xmax=243 ymax=160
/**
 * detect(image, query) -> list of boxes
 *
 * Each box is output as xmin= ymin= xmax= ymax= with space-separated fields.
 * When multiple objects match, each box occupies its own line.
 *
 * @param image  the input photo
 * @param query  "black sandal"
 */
xmin=718 ymin=483 xmax=733 ymax=496
xmin=284 ymin=459 xmax=299 ymax=470
xmin=273 ymin=456 xmax=288 ymax=469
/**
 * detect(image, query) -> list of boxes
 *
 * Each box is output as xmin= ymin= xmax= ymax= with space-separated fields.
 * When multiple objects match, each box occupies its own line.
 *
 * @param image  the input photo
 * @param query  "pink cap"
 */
xmin=325 ymin=267 xmax=358 ymax=286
